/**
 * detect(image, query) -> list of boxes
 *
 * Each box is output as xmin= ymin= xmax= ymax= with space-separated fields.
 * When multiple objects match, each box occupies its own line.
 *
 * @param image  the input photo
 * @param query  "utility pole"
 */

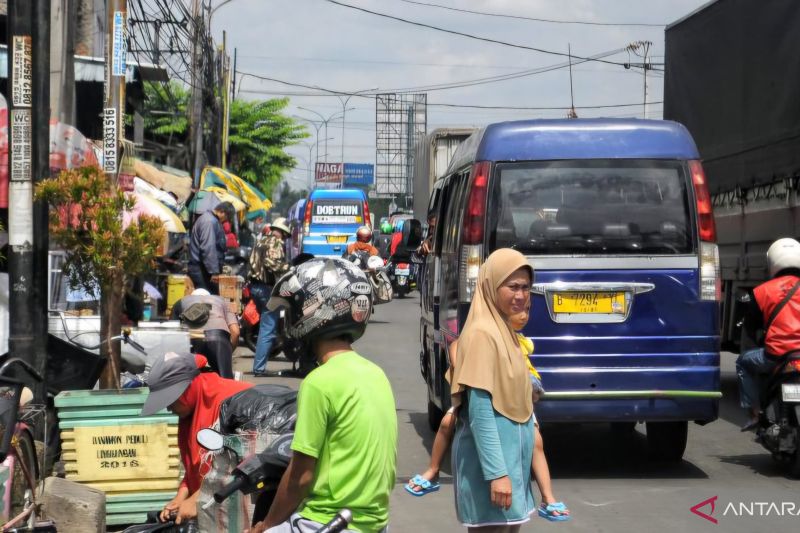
xmin=32 ymin=0 xmax=51 ymax=401
xmin=6 ymin=0 xmax=35 ymax=389
xmin=189 ymin=0 xmax=205 ymax=184
xmin=104 ymin=0 xmax=127 ymax=186
xmin=101 ymin=0 xmax=128 ymax=389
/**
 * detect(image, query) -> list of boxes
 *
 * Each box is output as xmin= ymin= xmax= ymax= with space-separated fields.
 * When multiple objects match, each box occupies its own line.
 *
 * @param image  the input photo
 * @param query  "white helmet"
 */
xmin=767 ymin=238 xmax=800 ymax=278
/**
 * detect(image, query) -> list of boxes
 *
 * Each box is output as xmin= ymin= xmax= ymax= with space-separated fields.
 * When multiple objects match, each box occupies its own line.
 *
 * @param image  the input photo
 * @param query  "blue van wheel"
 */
xmin=646 ymin=421 xmax=688 ymax=461
xmin=428 ymin=399 xmax=444 ymax=433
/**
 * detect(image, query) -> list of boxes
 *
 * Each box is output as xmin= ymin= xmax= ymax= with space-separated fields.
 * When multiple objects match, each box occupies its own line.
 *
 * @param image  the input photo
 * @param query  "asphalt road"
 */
xmin=234 ymin=294 xmax=800 ymax=533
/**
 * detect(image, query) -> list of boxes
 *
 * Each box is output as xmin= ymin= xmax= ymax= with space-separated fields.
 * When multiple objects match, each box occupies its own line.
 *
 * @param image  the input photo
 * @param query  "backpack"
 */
xmin=180 ymin=302 xmax=211 ymax=328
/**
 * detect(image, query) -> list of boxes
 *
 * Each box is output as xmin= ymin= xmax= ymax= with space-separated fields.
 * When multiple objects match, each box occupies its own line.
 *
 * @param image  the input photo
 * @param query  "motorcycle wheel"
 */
xmin=791 ymin=449 xmax=800 ymax=479
xmin=243 ymin=322 xmax=259 ymax=352
xmin=397 ymin=285 xmax=408 ymax=299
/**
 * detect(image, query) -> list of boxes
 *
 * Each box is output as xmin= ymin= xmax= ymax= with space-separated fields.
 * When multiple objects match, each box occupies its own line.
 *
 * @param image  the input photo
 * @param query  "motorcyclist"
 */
xmin=252 ymin=258 xmax=397 ymax=533
xmin=346 ymin=225 xmax=379 ymax=257
xmin=737 ymin=237 xmax=800 ymax=431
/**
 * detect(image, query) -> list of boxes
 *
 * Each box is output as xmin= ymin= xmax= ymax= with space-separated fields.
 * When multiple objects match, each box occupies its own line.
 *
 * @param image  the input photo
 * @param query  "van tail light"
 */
xmin=700 ymin=241 xmax=721 ymax=301
xmin=459 ymin=161 xmax=490 ymax=303
xmin=303 ymin=200 xmax=313 ymax=237
xmin=363 ymin=200 xmax=371 ymax=229
xmin=689 ymin=160 xmax=716 ymax=243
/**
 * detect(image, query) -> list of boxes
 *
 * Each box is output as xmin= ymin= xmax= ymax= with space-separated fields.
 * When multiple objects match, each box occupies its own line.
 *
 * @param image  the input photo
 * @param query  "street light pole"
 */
xmin=297 ymin=107 xmax=350 ymax=163
xmin=337 ymin=87 xmax=377 ymax=164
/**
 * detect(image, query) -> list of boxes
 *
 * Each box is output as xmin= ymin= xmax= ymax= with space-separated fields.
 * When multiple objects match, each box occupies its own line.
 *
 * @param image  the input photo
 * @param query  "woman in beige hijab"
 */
xmin=451 ymin=249 xmax=536 ymax=531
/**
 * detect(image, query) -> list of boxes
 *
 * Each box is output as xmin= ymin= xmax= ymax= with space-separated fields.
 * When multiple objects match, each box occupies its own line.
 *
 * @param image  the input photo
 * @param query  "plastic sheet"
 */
xmin=218 ymin=384 xmax=297 ymax=436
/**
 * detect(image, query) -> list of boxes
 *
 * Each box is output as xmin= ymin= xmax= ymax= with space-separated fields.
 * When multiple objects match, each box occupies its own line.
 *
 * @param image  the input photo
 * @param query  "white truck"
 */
xmin=412 ymin=128 xmax=476 ymax=220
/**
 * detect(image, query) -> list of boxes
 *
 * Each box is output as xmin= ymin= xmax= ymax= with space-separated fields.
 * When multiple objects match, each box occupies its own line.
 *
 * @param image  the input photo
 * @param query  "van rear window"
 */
xmin=488 ymin=160 xmax=694 ymax=254
xmin=311 ymin=200 xmax=363 ymax=225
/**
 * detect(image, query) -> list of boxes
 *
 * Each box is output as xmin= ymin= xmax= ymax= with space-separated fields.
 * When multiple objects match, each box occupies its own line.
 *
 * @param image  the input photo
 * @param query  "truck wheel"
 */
xmin=646 ymin=421 xmax=688 ymax=461
xmin=428 ymin=400 xmax=444 ymax=433
xmin=610 ymin=422 xmax=637 ymax=435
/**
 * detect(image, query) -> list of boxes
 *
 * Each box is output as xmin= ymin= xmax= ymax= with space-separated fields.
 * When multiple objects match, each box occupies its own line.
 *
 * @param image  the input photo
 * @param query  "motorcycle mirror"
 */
xmin=197 ymin=428 xmax=225 ymax=451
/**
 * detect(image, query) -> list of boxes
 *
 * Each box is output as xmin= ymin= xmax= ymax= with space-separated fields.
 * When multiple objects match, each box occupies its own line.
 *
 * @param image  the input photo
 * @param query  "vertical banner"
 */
xmin=111 ymin=11 xmax=128 ymax=77
xmin=103 ymin=108 xmax=119 ymax=173
xmin=9 ymin=32 xmax=33 ymax=246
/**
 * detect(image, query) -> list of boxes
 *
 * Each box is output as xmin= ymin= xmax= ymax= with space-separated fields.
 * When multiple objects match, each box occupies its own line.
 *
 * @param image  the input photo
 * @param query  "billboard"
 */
xmin=314 ymin=162 xmax=342 ymax=188
xmin=343 ymin=163 xmax=374 ymax=186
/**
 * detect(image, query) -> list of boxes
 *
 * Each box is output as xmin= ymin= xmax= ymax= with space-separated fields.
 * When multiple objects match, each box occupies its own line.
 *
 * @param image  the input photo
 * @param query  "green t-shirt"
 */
xmin=292 ymin=351 xmax=398 ymax=532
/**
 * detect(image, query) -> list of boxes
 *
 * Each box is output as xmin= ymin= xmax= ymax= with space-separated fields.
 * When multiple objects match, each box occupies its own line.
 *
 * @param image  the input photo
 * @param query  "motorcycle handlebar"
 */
xmin=213 ymin=475 xmax=247 ymax=503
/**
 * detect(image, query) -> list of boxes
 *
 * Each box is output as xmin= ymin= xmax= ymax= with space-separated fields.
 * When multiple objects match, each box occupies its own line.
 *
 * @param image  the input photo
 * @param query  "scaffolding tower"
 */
xmin=375 ymin=93 xmax=427 ymax=200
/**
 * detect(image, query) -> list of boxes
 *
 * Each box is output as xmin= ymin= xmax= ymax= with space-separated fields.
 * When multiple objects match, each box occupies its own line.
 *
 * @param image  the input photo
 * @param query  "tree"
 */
xmin=35 ymin=166 xmax=165 ymax=389
xmin=227 ymin=98 xmax=308 ymax=194
xmin=141 ymin=83 xmax=307 ymax=196
xmin=270 ymin=181 xmax=309 ymax=217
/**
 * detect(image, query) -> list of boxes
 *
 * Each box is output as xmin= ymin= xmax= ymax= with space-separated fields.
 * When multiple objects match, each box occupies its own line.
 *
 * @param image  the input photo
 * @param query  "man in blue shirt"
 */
xmin=188 ymin=202 xmax=233 ymax=294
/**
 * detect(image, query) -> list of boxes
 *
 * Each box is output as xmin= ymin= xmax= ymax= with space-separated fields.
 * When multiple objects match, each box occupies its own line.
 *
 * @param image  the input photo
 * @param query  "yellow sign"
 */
xmin=73 ymin=423 xmax=173 ymax=481
xmin=553 ymin=292 xmax=626 ymax=314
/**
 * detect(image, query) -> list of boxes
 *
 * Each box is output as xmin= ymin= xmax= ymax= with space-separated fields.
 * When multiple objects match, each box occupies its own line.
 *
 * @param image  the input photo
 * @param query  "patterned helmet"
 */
xmin=380 ymin=220 xmax=393 ymax=234
xmin=267 ymin=258 xmax=373 ymax=344
xmin=356 ymin=225 xmax=373 ymax=243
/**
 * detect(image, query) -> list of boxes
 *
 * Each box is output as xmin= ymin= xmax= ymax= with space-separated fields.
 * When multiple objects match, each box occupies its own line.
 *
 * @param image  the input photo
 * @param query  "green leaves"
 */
xmin=227 ymin=98 xmax=309 ymax=194
xmin=34 ymin=166 xmax=166 ymax=295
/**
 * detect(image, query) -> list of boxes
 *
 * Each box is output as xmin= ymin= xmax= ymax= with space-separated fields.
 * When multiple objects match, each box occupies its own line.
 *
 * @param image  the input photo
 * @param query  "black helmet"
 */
xmin=267 ymin=258 xmax=373 ymax=345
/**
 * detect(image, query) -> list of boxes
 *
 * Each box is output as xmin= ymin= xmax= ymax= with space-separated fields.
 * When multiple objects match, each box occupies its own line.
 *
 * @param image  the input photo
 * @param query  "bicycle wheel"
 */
xmin=11 ymin=429 xmax=38 ymax=519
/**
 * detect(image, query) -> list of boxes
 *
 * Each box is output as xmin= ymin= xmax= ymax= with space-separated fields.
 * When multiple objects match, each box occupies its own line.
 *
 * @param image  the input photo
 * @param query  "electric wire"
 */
xmin=395 ymin=0 xmax=665 ymax=27
xmin=322 ymin=0 xmax=644 ymax=67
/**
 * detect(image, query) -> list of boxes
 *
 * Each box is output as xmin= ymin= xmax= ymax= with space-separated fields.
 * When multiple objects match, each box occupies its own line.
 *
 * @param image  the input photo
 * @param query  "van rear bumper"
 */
xmin=536 ymin=394 xmax=720 ymax=423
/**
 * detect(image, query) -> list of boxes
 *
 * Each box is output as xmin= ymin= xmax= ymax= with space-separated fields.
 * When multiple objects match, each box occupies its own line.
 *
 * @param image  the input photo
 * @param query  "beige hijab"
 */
xmin=450 ymin=248 xmax=534 ymax=423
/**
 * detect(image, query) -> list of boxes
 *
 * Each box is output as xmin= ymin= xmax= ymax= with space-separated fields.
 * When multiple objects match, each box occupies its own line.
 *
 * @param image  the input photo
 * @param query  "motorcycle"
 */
xmin=196 ymin=429 xmax=353 ymax=532
xmin=344 ymin=252 xmax=393 ymax=305
xmin=754 ymin=353 xmax=800 ymax=477
xmin=386 ymin=261 xmax=412 ymax=298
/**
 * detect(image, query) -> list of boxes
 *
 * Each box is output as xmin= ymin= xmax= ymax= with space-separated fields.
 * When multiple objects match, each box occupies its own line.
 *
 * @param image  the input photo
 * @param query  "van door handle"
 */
xmin=530 ymin=282 xmax=655 ymax=295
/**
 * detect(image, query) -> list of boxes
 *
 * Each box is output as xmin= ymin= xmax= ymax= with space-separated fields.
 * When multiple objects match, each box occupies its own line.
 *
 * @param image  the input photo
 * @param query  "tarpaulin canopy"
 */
xmin=124 ymin=191 xmax=186 ymax=233
xmin=199 ymin=166 xmax=271 ymax=219
xmin=188 ymin=188 xmax=247 ymax=215
xmin=134 ymin=159 xmax=193 ymax=203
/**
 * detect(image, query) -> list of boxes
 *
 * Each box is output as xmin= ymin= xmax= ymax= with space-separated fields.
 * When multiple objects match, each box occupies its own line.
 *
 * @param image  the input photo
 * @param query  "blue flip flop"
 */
xmin=405 ymin=474 xmax=440 ymax=497
xmin=538 ymin=502 xmax=571 ymax=522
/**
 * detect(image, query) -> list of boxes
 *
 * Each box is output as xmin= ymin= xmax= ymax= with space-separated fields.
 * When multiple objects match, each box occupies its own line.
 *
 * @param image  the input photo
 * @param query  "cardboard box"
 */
xmin=218 ymin=275 xmax=243 ymax=314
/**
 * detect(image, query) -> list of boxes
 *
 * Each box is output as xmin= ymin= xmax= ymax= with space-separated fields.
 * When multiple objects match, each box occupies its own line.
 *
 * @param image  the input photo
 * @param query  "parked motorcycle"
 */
xmin=754 ymin=354 xmax=800 ymax=477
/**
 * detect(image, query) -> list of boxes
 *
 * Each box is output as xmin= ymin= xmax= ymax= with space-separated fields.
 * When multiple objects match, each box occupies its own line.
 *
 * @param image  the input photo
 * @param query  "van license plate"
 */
xmin=552 ymin=292 xmax=626 ymax=314
xmin=782 ymin=383 xmax=800 ymax=402
xmin=326 ymin=235 xmax=348 ymax=243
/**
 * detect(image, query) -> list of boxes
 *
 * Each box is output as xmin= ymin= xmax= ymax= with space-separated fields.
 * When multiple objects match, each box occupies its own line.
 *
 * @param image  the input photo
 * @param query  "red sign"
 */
xmin=315 ymin=162 xmax=343 ymax=186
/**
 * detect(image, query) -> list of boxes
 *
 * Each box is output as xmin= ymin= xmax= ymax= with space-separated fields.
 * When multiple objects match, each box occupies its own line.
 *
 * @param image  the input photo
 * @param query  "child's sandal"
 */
xmin=538 ymin=502 xmax=571 ymax=522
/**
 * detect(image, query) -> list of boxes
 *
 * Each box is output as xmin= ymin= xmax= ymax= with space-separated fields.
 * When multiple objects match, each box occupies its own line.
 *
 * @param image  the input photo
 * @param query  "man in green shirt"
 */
xmin=253 ymin=258 xmax=397 ymax=533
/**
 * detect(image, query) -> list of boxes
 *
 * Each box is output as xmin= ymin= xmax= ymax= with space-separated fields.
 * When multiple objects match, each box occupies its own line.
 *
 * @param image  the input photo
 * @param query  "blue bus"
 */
xmin=301 ymin=189 xmax=371 ymax=258
xmin=419 ymin=119 xmax=721 ymax=460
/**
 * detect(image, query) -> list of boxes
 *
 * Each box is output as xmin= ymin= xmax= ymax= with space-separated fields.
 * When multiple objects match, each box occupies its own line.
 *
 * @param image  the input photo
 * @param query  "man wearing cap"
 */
xmin=248 ymin=217 xmax=291 ymax=376
xmin=141 ymin=352 xmax=251 ymax=524
xmin=188 ymin=202 xmax=235 ymax=294
xmin=170 ymin=288 xmax=239 ymax=378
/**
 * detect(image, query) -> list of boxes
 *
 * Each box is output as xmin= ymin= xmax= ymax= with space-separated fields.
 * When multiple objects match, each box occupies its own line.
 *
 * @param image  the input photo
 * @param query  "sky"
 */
xmin=210 ymin=0 xmax=713 ymax=190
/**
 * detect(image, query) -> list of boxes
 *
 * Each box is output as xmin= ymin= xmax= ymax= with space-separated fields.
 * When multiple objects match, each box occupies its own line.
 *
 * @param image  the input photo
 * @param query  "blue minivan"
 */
xmin=419 ymin=119 xmax=721 ymax=460
xmin=300 ymin=189 xmax=371 ymax=258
